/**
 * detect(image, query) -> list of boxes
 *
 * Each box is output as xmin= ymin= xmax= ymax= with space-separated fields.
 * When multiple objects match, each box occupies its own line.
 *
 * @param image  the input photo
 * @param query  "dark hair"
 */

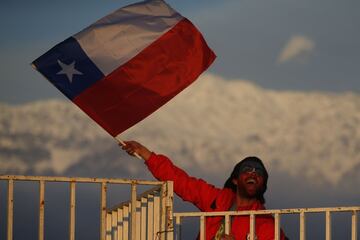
xmin=224 ymin=156 xmax=268 ymax=204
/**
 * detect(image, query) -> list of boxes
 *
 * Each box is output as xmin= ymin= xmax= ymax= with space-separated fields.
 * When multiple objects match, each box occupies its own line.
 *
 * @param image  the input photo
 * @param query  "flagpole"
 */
xmin=115 ymin=137 xmax=143 ymax=160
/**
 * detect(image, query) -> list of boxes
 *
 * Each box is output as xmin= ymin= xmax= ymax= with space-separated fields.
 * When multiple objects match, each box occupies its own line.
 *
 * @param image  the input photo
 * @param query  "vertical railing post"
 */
xmin=123 ymin=205 xmax=129 ymax=240
xmin=106 ymin=213 xmax=112 ymax=240
xmin=112 ymin=210 xmax=118 ymax=240
xmin=200 ymin=216 xmax=205 ymax=240
xmin=147 ymin=195 xmax=154 ymax=240
xmin=117 ymin=208 xmax=123 ymax=240
xmin=175 ymin=216 xmax=181 ymax=240
xmin=100 ymin=182 xmax=107 ymax=240
xmin=274 ymin=213 xmax=280 ymax=240
xmin=135 ymin=200 xmax=141 ymax=240
xmin=165 ymin=181 xmax=174 ymax=240
xmin=224 ymin=215 xmax=230 ymax=235
xmin=160 ymin=183 xmax=167 ymax=240
xmin=325 ymin=211 xmax=332 ymax=240
xmin=249 ymin=214 xmax=255 ymax=240
xmin=300 ymin=210 xmax=306 ymax=240
xmin=352 ymin=210 xmax=357 ymax=240
xmin=153 ymin=193 xmax=160 ymax=240
xmin=140 ymin=198 xmax=147 ymax=240
xmin=69 ymin=182 xmax=76 ymax=240
xmin=38 ymin=180 xmax=45 ymax=240
xmin=7 ymin=179 xmax=14 ymax=240
xmin=130 ymin=183 xmax=137 ymax=240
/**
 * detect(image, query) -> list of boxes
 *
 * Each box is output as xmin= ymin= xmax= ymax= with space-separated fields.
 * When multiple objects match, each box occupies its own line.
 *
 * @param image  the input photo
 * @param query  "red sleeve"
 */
xmin=145 ymin=153 xmax=220 ymax=211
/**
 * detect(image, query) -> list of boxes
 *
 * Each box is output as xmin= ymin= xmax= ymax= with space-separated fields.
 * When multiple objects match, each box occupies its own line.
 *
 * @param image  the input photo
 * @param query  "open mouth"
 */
xmin=246 ymin=178 xmax=257 ymax=185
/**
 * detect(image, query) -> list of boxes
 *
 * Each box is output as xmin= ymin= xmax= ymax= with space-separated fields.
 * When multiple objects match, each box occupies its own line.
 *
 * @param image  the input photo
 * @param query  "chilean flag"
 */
xmin=32 ymin=0 xmax=216 ymax=137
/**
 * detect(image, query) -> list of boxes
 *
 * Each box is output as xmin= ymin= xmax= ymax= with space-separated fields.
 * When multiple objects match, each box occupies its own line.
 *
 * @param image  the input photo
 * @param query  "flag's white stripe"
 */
xmin=74 ymin=0 xmax=183 ymax=75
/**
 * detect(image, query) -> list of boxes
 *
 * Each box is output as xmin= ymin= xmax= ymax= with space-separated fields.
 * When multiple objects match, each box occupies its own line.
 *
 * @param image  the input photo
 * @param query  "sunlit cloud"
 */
xmin=277 ymin=35 xmax=315 ymax=63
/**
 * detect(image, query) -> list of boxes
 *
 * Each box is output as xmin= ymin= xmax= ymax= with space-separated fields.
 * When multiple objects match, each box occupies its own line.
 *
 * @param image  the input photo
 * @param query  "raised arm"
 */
xmin=121 ymin=141 xmax=220 ymax=211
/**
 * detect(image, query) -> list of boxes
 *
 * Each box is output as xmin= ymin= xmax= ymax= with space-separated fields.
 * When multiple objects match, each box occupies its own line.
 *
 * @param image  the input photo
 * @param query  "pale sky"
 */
xmin=0 ymin=0 xmax=359 ymax=103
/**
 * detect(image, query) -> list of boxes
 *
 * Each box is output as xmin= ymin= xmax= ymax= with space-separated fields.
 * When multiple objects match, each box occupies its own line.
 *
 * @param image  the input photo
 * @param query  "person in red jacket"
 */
xmin=121 ymin=141 xmax=288 ymax=240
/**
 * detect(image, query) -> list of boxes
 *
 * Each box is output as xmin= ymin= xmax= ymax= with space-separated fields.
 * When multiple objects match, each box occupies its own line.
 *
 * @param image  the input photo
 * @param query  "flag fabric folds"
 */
xmin=32 ymin=0 xmax=216 ymax=137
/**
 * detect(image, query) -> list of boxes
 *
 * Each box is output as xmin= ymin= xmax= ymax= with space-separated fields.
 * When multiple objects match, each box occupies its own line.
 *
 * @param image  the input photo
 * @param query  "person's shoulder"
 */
xmin=208 ymin=188 xmax=234 ymax=211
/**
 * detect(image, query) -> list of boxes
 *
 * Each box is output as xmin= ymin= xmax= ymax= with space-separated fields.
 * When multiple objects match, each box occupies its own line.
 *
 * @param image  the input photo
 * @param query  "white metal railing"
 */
xmin=1 ymin=175 xmax=359 ymax=240
xmin=0 ymin=175 xmax=174 ymax=240
xmin=173 ymin=206 xmax=360 ymax=240
xmin=106 ymin=182 xmax=174 ymax=240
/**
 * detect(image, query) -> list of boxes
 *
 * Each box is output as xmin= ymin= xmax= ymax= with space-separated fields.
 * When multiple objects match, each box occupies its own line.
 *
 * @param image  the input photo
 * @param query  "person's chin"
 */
xmin=245 ymin=186 xmax=259 ymax=197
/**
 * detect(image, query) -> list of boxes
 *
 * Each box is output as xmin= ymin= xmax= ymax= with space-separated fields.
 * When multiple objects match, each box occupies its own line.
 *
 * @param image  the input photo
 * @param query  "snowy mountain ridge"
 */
xmin=1 ymin=74 xmax=359 ymax=185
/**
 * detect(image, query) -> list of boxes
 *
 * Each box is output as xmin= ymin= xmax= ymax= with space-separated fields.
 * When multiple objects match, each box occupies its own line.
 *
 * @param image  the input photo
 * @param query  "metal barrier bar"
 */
xmin=249 ymin=214 xmax=255 ymax=240
xmin=140 ymin=197 xmax=147 ymax=240
xmin=0 ymin=175 xmax=163 ymax=186
xmin=300 ymin=210 xmax=306 ymax=240
xmin=224 ymin=215 xmax=230 ymax=235
xmin=69 ymin=182 xmax=76 ymax=240
xmin=274 ymin=213 xmax=280 ymax=240
xmin=106 ymin=213 xmax=112 ymax=240
xmin=112 ymin=210 xmax=118 ymax=240
xmin=160 ymin=183 xmax=167 ymax=240
xmin=173 ymin=206 xmax=360 ymax=217
xmin=153 ymin=194 xmax=160 ymax=240
xmin=7 ymin=179 xmax=14 ymax=240
xmin=199 ymin=215 xmax=205 ymax=240
xmin=38 ymin=181 xmax=45 ymax=240
xmin=166 ymin=181 xmax=174 ymax=240
xmin=105 ymin=185 xmax=169 ymax=240
xmin=352 ymin=210 xmax=357 ymax=240
xmin=130 ymin=184 xmax=137 ymax=240
xmin=123 ymin=205 xmax=129 ymax=240
xmin=0 ymin=176 xmax=168 ymax=240
xmin=117 ymin=208 xmax=123 ymax=240
xmin=173 ymin=207 xmax=360 ymax=240
xmin=135 ymin=200 xmax=141 ymax=240
xmin=175 ymin=216 xmax=181 ymax=240
xmin=325 ymin=211 xmax=331 ymax=240
xmin=108 ymin=186 xmax=161 ymax=213
xmin=100 ymin=182 xmax=107 ymax=240
xmin=147 ymin=195 xmax=154 ymax=240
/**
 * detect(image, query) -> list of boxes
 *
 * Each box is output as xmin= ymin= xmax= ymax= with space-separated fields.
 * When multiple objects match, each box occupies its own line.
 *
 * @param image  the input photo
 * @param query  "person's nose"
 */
xmin=248 ymin=168 xmax=258 ymax=177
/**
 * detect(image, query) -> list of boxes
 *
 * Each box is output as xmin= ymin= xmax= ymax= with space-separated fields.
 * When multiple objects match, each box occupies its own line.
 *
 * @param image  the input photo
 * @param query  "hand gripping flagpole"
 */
xmin=115 ymin=136 xmax=143 ymax=160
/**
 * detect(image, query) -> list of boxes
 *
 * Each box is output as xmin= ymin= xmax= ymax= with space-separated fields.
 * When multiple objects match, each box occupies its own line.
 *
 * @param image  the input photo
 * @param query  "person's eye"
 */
xmin=242 ymin=166 xmax=252 ymax=172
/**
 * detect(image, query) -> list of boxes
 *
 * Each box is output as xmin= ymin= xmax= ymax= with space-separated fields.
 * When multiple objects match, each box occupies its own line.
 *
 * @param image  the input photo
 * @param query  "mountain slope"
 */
xmin=1 ymin=74 xmax=359 ymax=185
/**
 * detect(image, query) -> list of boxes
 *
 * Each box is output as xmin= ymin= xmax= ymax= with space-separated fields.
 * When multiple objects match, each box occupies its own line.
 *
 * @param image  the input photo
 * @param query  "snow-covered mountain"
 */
xmin=1 ymin=74 xmax=359 ymax=186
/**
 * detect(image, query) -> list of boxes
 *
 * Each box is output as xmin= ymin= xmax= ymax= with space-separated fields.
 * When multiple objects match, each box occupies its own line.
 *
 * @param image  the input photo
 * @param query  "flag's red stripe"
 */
xmin=73 ymin=18 xmax=216 ymax=136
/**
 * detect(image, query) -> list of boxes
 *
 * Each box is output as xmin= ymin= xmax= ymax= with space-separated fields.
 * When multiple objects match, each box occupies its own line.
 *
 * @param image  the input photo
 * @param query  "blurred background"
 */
xmin=0 ymin=0 xmax=359 ymax=239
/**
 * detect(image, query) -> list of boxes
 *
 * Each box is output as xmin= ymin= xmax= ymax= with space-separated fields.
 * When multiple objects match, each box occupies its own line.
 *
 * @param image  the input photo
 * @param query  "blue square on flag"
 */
xmin=32 ymin=37 xmax=104 ymax=100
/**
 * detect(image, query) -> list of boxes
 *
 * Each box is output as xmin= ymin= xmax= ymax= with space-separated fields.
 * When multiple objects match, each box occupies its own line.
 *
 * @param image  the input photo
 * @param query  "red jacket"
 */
xmin=146 ymin=153 xmax=287 ymax=240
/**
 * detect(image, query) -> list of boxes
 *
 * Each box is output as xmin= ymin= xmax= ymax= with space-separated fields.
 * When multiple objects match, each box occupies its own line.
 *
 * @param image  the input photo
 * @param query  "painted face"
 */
xmin=233 ymin=167 xmax=265 ymax=199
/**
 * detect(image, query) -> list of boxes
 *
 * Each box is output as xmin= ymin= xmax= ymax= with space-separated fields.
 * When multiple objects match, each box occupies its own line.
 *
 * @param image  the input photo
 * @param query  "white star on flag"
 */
xmin=56 ymin=60 xmax=83 ymax=83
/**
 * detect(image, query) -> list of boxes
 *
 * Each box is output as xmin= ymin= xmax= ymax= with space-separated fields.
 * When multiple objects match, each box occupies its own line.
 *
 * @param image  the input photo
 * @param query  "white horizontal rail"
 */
xmin=0 ymin=175 xmax=163 ymax=185
xmin=173 ymin=206 xmax=360 ymax=217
